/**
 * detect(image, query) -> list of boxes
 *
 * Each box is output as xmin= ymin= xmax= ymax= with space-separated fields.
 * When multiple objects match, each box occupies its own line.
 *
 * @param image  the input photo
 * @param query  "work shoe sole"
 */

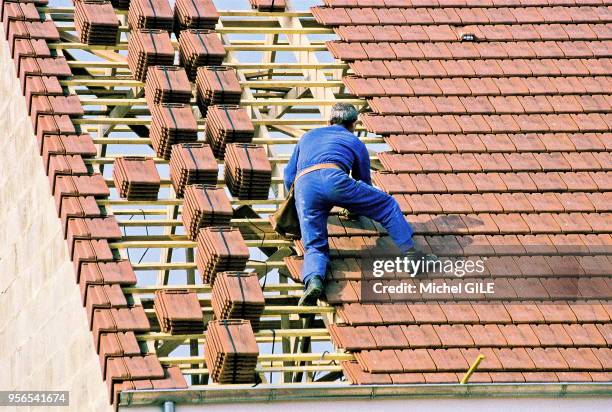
xmin=298 ymin=285 xmax=322 ymax=307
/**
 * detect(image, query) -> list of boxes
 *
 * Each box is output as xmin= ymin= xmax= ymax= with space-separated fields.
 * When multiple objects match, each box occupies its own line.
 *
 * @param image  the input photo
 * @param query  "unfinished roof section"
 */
xmin=3 ymin=0 xmax=366 ymax=406
xmin=311 ymin=0 xmax=612 ymax=384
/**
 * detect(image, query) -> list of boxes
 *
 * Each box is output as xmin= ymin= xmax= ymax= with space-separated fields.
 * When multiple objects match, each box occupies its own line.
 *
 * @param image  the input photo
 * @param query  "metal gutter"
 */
xmin=119 ymin=382 xmax=612 ymax=407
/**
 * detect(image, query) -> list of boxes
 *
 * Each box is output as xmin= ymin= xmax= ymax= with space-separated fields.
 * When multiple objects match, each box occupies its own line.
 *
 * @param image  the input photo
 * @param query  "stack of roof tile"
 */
xmin=1 ymin=6 xmax=189 ymax=404
xmin=74 ymin=0 xmax=119 ymax=46
xmin=149 ymin=103 xmax=198 ymax=159
xmin=79 ymin=261 xmax=137 ymax=304
xmin=47 ymin=154 xmax=88 ymax=192
xmin=204 ymin=319 xmax=258 ymax=384
xmin=154 ymin=289 xmax=205 ymax=334
xmin=174 ymin=0 xmax=219 ymax=33
xmin=195 ymin=66 xmax=242 ymax=115
xmin=35 ymin=116 xmax=76 ymax=149
xmin=24 ymin=75 xmax=62 ymax=112
xmin=84 ymin=284 xmax=128 ymax=327
xmin=204 ymin=105 xmax=255 ymax=157
xmin=57 ymin=196 xmax=101 ymax=235
xmin=127 ymin=0 xmax=173 ymax=32
xmin=224 ymin=143 xmax=271 ymax=200
xmin=98 ymin=331 xmax=141 ymax=378
xmin=17 ymin=57 xmax=71 ymax=94
xmin=249 ymin=0 xmax=286 ymax=12
xmin=109 ymin=0 xmax=129 ymax=10
xmin=105 ymin=354 xmax=165 ymax=402
xmin=211 ymin=272 xmax=265 ymax=329
xmin=169 ymin=143 xmax=218 ymax=197
xmin=178 ymin=29 xmax=226 ymax=81
xmin=29 ymin=95 xmax=84 ymax=130
xmin=112 ymin=157 xmax=161 ymax=200
xmin=127 ymin=29 xmax=174 ymax=82
xmin=2 ymin=1 xmax=39 ymax=33
xmin=92 ymin=307 xmax=150 ymax=354
xmin=11 ymin=38 xmax=51 ymax=74
xmin=7 ymin=20 xmax=60 ymax=51
xmin=309 ymin=0 xmax=612 ymax=385
xmin=195 ymin=227 xmax=249 ymax=284
xmin=112 ymin=366 xmax=187 ymax=405
xmin=144 ymin=66 xmax=192 ymax=106
xmin=182 ymin=185 xmax=233 ymax=241
xmin=40 ymin=133 xmax=96 ymax=172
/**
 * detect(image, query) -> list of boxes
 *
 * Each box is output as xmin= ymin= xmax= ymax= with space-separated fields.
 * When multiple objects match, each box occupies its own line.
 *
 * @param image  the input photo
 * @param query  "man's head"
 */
xmin=329 ymin=103 xmax=358 ymax=132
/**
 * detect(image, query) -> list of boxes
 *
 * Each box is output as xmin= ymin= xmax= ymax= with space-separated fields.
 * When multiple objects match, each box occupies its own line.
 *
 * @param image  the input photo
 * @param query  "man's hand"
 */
xmin=339 ymin=208 xmax=359 ymax=221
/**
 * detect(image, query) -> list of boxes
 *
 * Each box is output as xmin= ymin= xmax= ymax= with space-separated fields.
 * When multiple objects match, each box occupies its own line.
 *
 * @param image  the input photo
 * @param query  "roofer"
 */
xmin=284 ymin=103 xmax=436 ymax=307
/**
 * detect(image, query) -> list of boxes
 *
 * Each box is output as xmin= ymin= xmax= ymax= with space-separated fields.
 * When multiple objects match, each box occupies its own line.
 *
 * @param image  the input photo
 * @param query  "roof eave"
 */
xmin=119 ymin=382 xmax=612 ymax=407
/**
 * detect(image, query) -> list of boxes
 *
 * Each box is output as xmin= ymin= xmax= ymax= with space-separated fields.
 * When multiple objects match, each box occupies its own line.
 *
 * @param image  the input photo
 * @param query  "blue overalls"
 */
xmin=284 ymin=124 xmax=415 ymax=285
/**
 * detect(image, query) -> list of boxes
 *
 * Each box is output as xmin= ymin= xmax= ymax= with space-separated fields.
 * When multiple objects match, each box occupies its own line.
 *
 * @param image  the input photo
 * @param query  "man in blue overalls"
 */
xmin=284 ymin=103 xmax=435 ymax=307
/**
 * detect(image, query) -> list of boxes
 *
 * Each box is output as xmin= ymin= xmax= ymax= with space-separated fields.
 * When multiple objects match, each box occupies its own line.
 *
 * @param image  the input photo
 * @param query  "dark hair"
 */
xmin=329 ymin=103 xmax=358 ymax=127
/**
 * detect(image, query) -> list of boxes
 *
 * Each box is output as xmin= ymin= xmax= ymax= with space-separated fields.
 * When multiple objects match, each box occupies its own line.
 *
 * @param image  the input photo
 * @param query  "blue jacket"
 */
xmin=284 ymin=124 xmax=371 ymax=191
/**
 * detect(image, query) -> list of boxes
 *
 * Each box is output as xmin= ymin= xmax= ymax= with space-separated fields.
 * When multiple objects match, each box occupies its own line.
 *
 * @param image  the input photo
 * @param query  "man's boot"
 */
xmin=405 ymin=247 xmax=438 ymax=275
xmin=298 ymin=277 xmax=324 ymax=307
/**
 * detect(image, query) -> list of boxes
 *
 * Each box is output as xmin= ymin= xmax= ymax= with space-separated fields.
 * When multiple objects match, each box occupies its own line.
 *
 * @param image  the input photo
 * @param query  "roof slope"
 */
xmin=308 ymin=0 xmax=612 ymax=384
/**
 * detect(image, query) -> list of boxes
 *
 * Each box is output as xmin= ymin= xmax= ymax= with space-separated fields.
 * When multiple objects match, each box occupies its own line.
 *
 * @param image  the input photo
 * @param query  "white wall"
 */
xmin=0 ymin=29 xmax=112 ymax=412
xmin=121 ymin=396 xmax=605 ymax=412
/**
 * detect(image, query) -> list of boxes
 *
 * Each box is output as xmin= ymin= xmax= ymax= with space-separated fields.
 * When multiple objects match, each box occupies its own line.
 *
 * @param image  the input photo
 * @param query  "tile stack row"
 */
xmin=178 ymin=29 xmax=226 ymax=81
xmin=128 ymin=0 xmax=174 ymax=32
xmin=174 ymin=0 xmax=219 ymax=33
xmin=125 ymin=0 xmax=219 ymax=33
xmin=74 ymin=0 xmax=119 ymax=45
xmin=149 ymin=101 xmax=198 ymax=159
xmin=249 ymin=0 xmax=286 ymax=12
xmin=205 ymin=105 xmax=255 ymax=158
xmin=195 ymin=227 xmax=249 ymax=284
xmin=144 ymin=65 xmax=192 ymax=105
xmin=182 ymin=184 xmax=233 ymax=241
xmin=211 ymin=272 xmax=265 ymax=330
xmin=112 ymin=156 xmax=161 ymax=200
xmin=122 ymin=0 xmax=264 ymax=386
xmin=169 ymin=143 xmax=218 ymax=197
xmin=224 ymin=143 xmax=272 ymax=200
xmin=311 ymin=0 xmax=612 ymax=385
xmin=3 ymin=1 xmax=187 ymax=404
xmin=195 ymin=66 xmax=242 ymax=115
xmin=204 ymin=320 xmax=259 ymax=384
xmin=154 ymin=289 xmax=205 ymax=334
xmin=127 ymin=29 xmax=174 ymax=82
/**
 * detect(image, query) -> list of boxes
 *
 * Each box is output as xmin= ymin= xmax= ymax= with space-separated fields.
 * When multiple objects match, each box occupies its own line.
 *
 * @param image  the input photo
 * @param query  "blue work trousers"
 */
xmin=294 ymin=168 xmax=414 ymax=284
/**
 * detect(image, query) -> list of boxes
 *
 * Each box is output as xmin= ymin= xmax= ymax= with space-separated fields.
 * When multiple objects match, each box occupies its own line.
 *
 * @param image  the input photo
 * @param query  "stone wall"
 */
xmin=0 ymin=30 xmax=111 ymax=412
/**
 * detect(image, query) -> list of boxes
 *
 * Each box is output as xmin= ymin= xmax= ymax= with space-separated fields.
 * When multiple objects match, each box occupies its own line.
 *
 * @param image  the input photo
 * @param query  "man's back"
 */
xmin=284 ymin=124 xmax=371 ymax=190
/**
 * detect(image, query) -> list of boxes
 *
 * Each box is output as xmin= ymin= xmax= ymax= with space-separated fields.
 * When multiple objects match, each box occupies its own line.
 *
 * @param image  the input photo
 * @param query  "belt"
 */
xmin=295 ymin=163 xmax=342 ymax=182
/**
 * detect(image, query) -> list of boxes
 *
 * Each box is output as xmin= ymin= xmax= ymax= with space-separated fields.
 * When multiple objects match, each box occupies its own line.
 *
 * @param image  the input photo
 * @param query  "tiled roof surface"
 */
xmin=311 ymin=0 xmax=612 ymax=384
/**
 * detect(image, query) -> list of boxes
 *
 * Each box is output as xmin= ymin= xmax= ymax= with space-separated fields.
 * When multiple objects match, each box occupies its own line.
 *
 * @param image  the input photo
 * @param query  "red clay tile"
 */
xmin=400 ymin=324 xmax=440 ymax=348
xmin=341 ymin=361 xmax=392 ymax=384
xmin=495 ymin=348 xmax=536 ymax=370
xmin=329 ymin=325 xmax=376 ymax=350
xmin=563 ymin=324 xmax=607 ymax=347
xmin=429 ymin=349 xmax=469 ymax=373
xmin=434 ymin=324 xmax=474 ymax=347
xmin=355 ymin=350 xmax=403 ymax=373
xmin=395 ymin=349 xmax=436 ymax=372
xmin=531 ymin=324 xmax=573 ymax=347
xmin=467 ymin=324 xmax=508 ymax=347
xmin=370 ymin=325 xmax=409 ymax=349
xmin=560 ymin=348 xmax=603 ymax=370
xmin=499 ymin=324 xmax=541 ymax=346
xmin=537 ymin=303 xmax=577 ymax=323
